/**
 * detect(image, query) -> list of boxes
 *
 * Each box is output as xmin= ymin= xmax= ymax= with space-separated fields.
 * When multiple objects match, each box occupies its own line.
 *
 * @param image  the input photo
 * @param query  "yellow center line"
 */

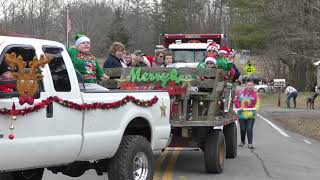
xmin=153 ymin=151 xmax=169 ymax=180
xmin=179 ymin=176 xmax=187 ymax=180
xmin=162 ymin=148 xmax=181 ymax=180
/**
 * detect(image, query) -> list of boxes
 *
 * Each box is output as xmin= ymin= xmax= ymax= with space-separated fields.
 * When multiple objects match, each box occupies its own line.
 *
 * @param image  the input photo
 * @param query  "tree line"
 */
xmin=0 ymin=0 xmax=230 ymax=54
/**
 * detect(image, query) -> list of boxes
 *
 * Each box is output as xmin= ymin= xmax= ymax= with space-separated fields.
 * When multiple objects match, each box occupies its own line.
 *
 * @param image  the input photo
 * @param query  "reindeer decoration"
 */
xmin=5 ymin=52 xmax=51 ymax=105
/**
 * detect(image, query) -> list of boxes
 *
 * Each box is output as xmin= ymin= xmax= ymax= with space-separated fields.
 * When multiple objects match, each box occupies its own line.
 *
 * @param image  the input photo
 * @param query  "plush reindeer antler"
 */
xmin=29 ymin=54 xmax=51 ymax=75
xmin=4 ymin=52 xmax=27 ymax=73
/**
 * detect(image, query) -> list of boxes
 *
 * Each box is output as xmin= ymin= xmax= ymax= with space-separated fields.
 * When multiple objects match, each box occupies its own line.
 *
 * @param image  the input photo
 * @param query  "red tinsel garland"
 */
xmin=0 ymin=95 xmax=159 ymax=116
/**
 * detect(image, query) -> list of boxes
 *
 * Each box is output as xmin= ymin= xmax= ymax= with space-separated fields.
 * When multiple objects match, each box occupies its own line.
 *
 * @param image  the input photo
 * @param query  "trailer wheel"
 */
xmin=108 ymin=135 xmax=154 ymax=180
xmin=204 ymin=130 xmax=225 ymax=174
xmin=12 ymin=168 xmax=44 ymax=180
xmin=224 ymin=122 xmax=237 ymax=158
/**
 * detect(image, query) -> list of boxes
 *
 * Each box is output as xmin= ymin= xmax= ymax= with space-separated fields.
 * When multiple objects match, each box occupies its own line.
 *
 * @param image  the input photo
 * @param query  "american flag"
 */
xmin=67 ymin=14 xmax=71 ymax=33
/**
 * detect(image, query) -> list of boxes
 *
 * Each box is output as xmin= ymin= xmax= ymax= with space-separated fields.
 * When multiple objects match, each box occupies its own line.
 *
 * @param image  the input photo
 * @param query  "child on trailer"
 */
xmin=205 ymin=56 xmax=217 ymax=68
xmin=162 ymin=52 xmax=174 ymax=67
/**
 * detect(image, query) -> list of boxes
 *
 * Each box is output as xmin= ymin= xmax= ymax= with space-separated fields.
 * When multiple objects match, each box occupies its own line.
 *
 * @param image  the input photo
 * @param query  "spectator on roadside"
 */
xmin=234 ymin=80 xmax=260 ymax=149
xmin=122 ymin=51 xmax=132 ymax=67
xmin=67 ymin=33 xmax=109 ymax=91
xmin=285 ymin=84 xmax=298 ymax=108
xmin=152 ymin=49 xmax=165 ymax=67
xmin=162 ymin=52 xmax=174 ymax=67
xmin=131 ymin=50 xmax=151 ymax=67
xmin=103 ymin=42 xmax=125 ymax=68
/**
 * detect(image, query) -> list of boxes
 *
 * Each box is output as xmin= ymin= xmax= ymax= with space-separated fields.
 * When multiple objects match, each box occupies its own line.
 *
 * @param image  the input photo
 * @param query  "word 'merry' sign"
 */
xmin=120 ymin=68 xmax=188 ymax=96
xmin=129 ymin=68 xmax=185 ymax=87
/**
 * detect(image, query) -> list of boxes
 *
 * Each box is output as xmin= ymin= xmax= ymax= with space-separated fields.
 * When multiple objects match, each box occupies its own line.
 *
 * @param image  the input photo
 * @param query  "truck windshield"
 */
xmin=172 ymin=50 xmax=206 ymax=63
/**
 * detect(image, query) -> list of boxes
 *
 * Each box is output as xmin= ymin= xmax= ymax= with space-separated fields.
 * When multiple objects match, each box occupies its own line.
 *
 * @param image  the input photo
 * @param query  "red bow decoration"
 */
xmin=19 ymin=96 xmax=35 ymax=105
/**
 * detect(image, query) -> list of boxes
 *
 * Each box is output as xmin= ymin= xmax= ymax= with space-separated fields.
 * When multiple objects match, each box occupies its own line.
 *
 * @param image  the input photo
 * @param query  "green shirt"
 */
xmin=216 ymin=58 xmax=233 ymax=72
xmin=67 ymin=48 xmax=104 ymax=83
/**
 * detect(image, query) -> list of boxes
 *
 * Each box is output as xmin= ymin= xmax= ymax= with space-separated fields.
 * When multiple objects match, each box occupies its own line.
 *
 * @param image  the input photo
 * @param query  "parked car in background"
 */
xmin=241 ymin=75 xmax=266 ymax=85
xmin=254 ymin=84 xmax=275 ymax=93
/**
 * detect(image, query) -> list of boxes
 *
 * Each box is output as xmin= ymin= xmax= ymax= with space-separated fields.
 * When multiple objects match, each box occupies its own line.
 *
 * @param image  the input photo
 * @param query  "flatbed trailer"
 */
xmin=102 ymin=67 xmax=239 ymax=174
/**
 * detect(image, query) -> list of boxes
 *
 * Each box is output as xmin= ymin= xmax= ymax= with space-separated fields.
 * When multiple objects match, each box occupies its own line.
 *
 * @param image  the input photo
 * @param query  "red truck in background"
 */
xmin=159 ymin=34 xmax=228 ymax=65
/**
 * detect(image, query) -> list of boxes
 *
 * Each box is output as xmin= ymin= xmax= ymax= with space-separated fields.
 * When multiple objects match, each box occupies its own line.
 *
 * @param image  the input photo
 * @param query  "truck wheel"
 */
xmin=204 ymin=130 xmax=225 ymax=174
xmin=0 ymin=172 xmax=13 ymax=180
xmin=224 ymin=122 xmax=237 ymax=158
xmin=12 ymin=169 xmax=44 ymax=180
xmin=108 ymin=135 xmax=153 ymax=180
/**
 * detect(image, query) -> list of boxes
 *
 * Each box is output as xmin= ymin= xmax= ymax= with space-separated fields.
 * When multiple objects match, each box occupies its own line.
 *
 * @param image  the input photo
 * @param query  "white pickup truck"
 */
xmin=0 ymin=36 xmax=171 ymax=180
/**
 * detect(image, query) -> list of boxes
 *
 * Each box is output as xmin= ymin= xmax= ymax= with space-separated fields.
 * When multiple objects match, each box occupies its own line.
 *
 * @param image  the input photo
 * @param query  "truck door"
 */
xmin=0 ymin=43 xmax=82 ymax=171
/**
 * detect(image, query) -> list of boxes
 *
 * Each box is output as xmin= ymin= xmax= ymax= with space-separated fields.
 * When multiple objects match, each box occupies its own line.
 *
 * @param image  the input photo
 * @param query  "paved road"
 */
xmin=43 ymin=110 xmax=320 ymax=180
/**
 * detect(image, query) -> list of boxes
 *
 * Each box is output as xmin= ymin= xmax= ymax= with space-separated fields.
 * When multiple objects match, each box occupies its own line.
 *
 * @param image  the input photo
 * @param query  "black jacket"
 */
xmin=103 ymin=55 xmax=123 ymax=68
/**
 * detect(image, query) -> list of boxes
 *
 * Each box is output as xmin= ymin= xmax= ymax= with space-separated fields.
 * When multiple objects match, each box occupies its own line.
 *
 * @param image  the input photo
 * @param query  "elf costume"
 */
xmin=67 ymin=34 xmax=104 ymax=84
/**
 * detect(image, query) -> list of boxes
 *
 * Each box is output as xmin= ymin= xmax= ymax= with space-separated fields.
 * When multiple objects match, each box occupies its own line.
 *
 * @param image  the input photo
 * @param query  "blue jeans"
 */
xmin=239 ymin=118 xmax=255 ymax=144
xmin=286 ymin=92 xmax=298 ymax=108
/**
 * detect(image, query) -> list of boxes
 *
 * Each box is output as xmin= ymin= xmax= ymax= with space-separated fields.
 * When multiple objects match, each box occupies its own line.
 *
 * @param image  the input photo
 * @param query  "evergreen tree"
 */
xmin=108 ymin=7 xmax=130 ymax=47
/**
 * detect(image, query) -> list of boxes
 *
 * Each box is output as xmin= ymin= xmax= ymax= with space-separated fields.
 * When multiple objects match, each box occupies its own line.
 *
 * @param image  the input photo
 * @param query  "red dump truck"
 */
xmin=160 ymin=34 xmax=228 ymax=65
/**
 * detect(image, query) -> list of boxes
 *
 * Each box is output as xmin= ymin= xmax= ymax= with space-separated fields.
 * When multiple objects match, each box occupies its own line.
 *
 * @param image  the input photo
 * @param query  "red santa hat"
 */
xmin=205 ymin=56 xmax=216 ymax=64
xmin=229 ymin=48 xmax=236 ymax=57
xmin=206 ymin=42 xmax=220 ymax=52
xmin=219 ymin=47 xmax=230 ymax=56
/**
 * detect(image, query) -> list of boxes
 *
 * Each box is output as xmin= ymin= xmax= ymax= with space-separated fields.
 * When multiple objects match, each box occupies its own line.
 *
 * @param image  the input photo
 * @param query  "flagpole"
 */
xmin=66 ymin=7 xmax=69 ymax=48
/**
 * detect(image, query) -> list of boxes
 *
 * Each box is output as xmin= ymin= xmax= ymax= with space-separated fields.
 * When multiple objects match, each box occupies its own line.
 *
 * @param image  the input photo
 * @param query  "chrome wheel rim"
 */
xmin=133 ymin=152 xmax=148 ymax=180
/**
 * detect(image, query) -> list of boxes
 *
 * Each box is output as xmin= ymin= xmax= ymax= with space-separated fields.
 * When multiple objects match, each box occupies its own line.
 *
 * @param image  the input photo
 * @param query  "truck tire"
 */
xmin=11 ymin=169 xmax=44 ymax=180
xmin=0 ymin=172 xmax=13 ymax=180
xmin=224 ymin=122 xmax=237 ymax=158
xmin=108 ymin=135 xmax=154 ymax=180
xmin=204 ymin=130 xmax=225 ymax=174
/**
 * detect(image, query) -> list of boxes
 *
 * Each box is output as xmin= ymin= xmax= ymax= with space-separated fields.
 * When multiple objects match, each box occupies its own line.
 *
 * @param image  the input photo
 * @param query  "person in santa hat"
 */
xmin=213 ymin=47 xmax=233 ymax=72
xmin=197 ymin=42 xmax=219 ymax=69
xmin=218 ymin=47 xmax=231 ymax=59
xmin=227 ymin=48 xmax=241 ymax=82
xmin=229 ymin=48 xmax=236 ymax=62
xmin=205 ymin=56 xmax=217 ymax=68
xmin=67 ymin=33 xmax=109 ymax=91
xmin=206 ymin=42 xmax=220 ymax=58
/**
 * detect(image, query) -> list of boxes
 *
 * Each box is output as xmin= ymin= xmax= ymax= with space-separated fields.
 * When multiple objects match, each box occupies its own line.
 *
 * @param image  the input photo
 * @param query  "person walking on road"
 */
xmin=285 ymin=84 xmax=298 ymax=108
xmin=234 ymin=81 xmax=260 ymax=149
